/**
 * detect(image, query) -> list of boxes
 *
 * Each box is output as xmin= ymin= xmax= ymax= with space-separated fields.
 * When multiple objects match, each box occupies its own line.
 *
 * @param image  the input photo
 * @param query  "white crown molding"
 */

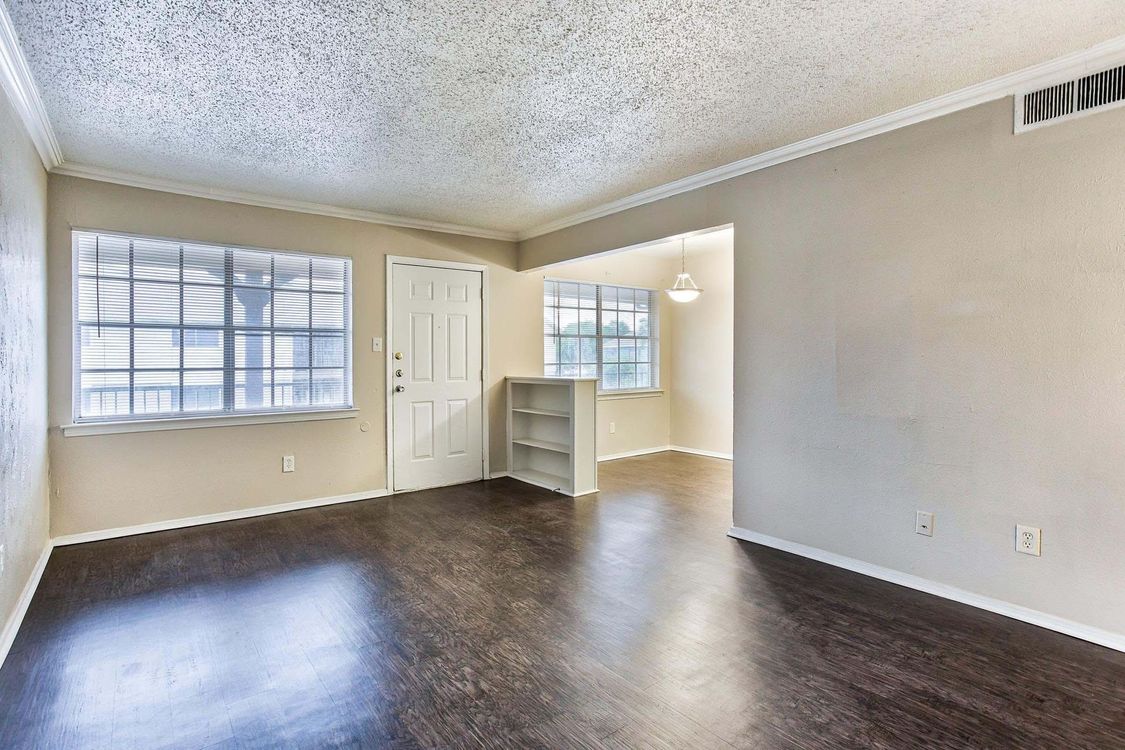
xmin=728 ymin=526 xmax=1125 ymax=653
xmin=0 ymin=0 xmax=513 ymax=241
xmin=0 ymin=541 xmax=51 ymax=670
xmin=7 ymin=0 xmax=1123 ymax=246
xmin=518 ymin=34 xmax=1125 ymax=241
xmin=52 ymin=163 xmax=518 ymax=241
xmin=0 ymin=2 xmax=62 ymax=169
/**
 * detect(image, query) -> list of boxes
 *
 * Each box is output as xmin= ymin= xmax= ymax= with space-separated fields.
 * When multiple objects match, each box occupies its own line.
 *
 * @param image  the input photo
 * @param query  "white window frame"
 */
xmin=65 ymin=229 xmax=354 ymax=435
xmin=543 ymin=279 xmax=659 ymax=393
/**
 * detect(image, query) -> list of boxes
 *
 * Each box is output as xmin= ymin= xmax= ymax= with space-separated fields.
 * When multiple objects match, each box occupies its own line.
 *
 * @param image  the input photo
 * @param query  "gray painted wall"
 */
xmin=520 ymin=98 xmax=1125 ymax=637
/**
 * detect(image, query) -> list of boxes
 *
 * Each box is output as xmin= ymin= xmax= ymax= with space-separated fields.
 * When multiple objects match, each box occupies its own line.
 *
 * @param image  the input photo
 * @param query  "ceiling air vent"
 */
xmin=1014 ymin=63 xmax=1125 ymax=133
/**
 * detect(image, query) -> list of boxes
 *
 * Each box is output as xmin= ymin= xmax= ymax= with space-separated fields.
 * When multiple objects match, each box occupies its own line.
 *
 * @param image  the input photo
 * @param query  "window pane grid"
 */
xmin=74 ymin=231 xmax=352 ymax=421
xmin=543 ymin=280 xmax=658 ymax=390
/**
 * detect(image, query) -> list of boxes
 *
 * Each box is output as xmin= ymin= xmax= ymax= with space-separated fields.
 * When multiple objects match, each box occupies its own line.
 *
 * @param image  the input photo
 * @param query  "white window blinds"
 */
xmin=73 ymin=231 xmax=352 ymax=422
xmin=543 ymin=280 xmax=658 ymax=391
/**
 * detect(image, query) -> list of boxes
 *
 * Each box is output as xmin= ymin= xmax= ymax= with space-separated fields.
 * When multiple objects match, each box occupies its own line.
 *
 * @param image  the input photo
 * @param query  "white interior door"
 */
xmin=391 ymin=263 xmax=484 ymax=491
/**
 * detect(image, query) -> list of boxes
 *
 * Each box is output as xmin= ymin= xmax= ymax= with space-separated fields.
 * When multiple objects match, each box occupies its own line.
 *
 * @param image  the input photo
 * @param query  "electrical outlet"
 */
xmin=915 ymin=511 xmax=934 ymax=536
xmin=1016 ymin=524 xmax=1041 ymax=556
xmin=282 ymin=455 xmax=296 ymax=473
xmin=609 ymin=421 xmax=616 ymax=434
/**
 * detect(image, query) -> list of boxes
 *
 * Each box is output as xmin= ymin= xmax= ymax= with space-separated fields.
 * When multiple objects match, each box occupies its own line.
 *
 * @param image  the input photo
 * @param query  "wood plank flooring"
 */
xmin=0 ymin=452 xmax=1122 ymax=748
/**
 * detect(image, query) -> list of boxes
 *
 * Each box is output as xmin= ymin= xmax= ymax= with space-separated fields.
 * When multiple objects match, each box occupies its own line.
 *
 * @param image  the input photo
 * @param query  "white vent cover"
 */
xmin=1015 ymin=63 xmax=1125 ymax=133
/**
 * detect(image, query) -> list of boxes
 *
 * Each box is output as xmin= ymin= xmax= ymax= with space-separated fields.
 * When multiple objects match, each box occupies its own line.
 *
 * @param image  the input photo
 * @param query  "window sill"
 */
xmin=597 ymin=389 xmax=665 ymax=401
xmin=61 ymin=408 xmax=359 ymax=437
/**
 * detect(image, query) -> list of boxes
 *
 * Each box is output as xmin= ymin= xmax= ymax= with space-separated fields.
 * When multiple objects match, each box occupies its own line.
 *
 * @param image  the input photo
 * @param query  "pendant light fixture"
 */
xmin=665 ymin=238 xmax=703 ymax=303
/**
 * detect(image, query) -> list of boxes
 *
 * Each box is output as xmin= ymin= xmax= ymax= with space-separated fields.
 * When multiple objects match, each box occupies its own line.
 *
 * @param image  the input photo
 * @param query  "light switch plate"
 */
xmin=371 ymin=337 xmax=383 ymax=352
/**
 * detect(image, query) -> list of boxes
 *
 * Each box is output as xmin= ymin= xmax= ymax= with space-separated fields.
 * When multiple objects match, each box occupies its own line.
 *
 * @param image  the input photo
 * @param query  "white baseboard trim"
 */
xmin=597 ymin=445 xmax=672 ymax=462
xmin=0 ymin=541 xmax=53 ymax=670
xmin=489 ymin=471 xmax=510 ymax=479
xmin=727 ymin=526 xmax=1125 ymax=653
xmin=670 ymin=445 xmax=733 ymax=460
xmin=594 ymin=443 xmax=733 ymax=461
xmin=53 ymin=488 xmax=390 ymax=546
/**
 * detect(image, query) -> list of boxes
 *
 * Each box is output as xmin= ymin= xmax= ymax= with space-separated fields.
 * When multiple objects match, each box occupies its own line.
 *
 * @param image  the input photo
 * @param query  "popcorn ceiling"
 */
xmin=9 ymin=0 xmax=1125 ymax=233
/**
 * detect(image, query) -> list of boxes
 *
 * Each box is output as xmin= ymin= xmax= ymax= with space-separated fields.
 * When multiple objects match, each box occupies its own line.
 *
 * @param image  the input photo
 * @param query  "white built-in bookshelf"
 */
xmin=506 ymin=377 xmax=597 ymax=496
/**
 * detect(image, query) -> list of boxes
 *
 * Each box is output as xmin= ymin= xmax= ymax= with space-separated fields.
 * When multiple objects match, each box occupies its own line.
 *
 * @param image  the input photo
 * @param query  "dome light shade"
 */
xmin=666 ymin=274 xmax=702 ymax=302
xmin=665 ymin=239 xmax=703 ymax=302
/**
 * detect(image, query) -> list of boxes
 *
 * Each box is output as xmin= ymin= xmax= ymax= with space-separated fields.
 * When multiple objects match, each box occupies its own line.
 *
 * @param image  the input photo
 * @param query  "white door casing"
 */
xmin=390 ymin=262 xmax=484 ymax=492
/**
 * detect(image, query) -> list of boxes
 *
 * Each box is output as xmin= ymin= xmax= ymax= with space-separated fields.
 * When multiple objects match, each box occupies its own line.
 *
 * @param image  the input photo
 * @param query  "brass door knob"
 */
xmin=394 ymin=385 xmax=406 ymax=393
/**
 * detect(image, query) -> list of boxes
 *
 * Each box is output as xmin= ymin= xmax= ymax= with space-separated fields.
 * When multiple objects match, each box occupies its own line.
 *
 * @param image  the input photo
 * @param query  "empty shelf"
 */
xmin=511 ymin=406 xmax=570 ymax=418
xmin=509 ymin=469 xmax=569 ymax=492
xmin=512 ymin=437 xmax=571 ymax=454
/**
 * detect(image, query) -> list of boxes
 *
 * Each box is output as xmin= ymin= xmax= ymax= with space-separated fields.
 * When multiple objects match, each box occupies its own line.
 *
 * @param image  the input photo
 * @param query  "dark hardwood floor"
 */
xmin=1 ymin=452 xmax=1122 ymax=749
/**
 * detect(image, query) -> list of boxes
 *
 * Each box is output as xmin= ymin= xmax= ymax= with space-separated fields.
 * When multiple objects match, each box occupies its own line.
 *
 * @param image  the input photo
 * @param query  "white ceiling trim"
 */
xmin=5 ymin=0 xmax=1124 ymax=245
xmin=51 ymin=163 xmax=519 ymax=242
xmin=0 ymin=1 xmax=61 ymax=169
xmin=0 ymin=1 xmax=514 ymax=242
xmin=517 ymin=34 xmax=1125 ymax=241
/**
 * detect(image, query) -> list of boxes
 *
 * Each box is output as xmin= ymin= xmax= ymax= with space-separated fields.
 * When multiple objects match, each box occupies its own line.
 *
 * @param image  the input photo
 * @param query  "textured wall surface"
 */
xmin=47 ymin=175 xmax=540 ymax=537
xmin=519 ymin=99 xmax=1125 ymax=636
xmin=9 ymin=1 xmax=1125 ymax=231
xmin=0 ymin=89 xmax=49 ymax=637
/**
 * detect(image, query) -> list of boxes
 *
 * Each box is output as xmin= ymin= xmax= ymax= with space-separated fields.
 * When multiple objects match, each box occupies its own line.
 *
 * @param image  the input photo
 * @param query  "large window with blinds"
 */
xmin=73 ymin=230 xmax=352 ymax=422
xmin=543 ymin=279 xmax=658 ymax=391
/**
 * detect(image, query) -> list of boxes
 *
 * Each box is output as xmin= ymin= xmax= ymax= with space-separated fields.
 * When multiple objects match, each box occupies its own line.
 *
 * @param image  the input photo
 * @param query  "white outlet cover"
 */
xmin=372 ymin=337 xmax=383 ymax=352
xmin=1016 ymin=524 xmax=1041 ymax=556
xmin=609 ymin=421 xmax=616 ymax=434
xmin=915 ymin=511 xmax=934 ymax=536
xmin=282 ymin=455 xmax=296 ymax=473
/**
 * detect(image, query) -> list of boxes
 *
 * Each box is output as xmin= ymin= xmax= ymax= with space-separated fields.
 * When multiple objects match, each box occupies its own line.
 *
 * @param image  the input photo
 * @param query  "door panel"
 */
xmin=410 ymin=313 xmax=433 ymax=381
xmin=411 ymin=401 xmax=434 ymax=459
xmin=447 ymin=314 xmax=468 ymax=381
xmin=410 ymin=279 xmax=433 ymax=300
xmin=392 ymin=264 xmax=483 ymax=491
xmin=446 ymin=282 xmax=468 ymax=302
xmin=447 ymin=399 xmax=468 ymax=456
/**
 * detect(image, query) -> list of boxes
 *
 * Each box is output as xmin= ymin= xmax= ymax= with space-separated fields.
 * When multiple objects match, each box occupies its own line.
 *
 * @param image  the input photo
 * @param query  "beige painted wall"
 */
xmin=540 ymin=250 xmax=678 ymax=458
xmin=540 ymin=231 xmax=735 ymax=460
xmin=669 ymin=231 xmax=733 ymax=457
xmin=47 ymin=175 xmax=540 ymax=536
xmin=520 ymin=98 xmax=1125 ymax=637
xmin=0 ymin=92 xmax=49 ymax=636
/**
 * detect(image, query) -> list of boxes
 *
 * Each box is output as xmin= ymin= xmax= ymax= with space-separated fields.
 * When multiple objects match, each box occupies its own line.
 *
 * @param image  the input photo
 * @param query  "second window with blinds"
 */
xmin=543 ymin=279 xmax=658 ymax=392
